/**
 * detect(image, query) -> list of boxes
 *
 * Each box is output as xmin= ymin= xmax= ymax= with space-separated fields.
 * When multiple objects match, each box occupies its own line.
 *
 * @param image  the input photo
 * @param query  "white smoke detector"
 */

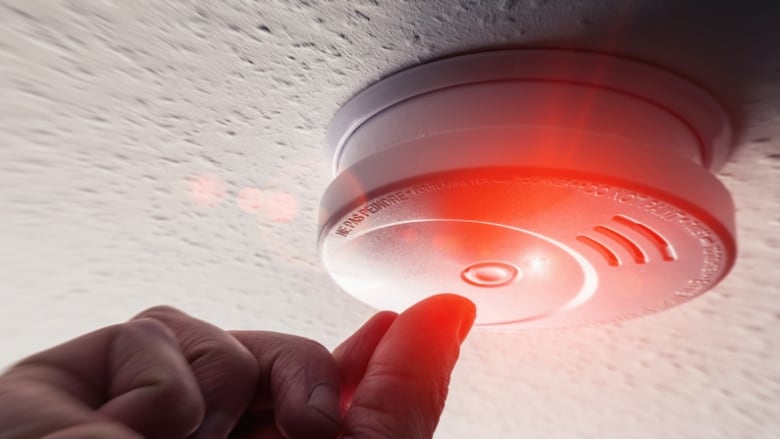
xmin=318 ymin=50 xmax=736 ymax=330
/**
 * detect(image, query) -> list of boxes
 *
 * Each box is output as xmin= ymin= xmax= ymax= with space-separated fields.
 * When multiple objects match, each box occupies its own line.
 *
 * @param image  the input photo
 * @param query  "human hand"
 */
xmin=0 ymin=294 xmax=475 ymax=439
xmin=333 ymin=294 xmax=476 ymax=439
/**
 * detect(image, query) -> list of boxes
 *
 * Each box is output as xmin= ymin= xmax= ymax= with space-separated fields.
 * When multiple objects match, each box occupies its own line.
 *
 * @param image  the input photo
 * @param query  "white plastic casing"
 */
xmin=319 ymin=50 xmax=736 ymax=330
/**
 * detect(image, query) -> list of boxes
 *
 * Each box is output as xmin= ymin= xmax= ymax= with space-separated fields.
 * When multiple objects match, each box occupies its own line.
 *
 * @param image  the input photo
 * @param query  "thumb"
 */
xmin=341 ymin=294 xmax=476 ymax=439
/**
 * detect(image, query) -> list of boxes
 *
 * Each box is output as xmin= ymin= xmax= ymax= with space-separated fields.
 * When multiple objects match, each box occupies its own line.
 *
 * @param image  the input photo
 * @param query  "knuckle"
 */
xmin=114 ymin=319 xmax=206 ymax=431
xmin=191 ymin=338 xmax=258 ymax=382
xmin=146 ymin=369 xmax=205 ymax=428
xmin=229 ymin=343 xmax=258 ymax=378
xmin=278 ymin=337 xmax=334 ymax=377
xmin=270 ymin=334 xmax=333 ymax=367
xmin=122 ymin=317 xmax=176 ymax=341
xmin=134 ymin=305 xmax=184 ymax=321
xmin=295 ymin=337 xmax=332 ymax=358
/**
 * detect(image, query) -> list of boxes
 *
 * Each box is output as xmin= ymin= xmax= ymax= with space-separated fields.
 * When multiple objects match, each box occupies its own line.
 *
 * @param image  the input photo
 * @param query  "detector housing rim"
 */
xmin=327 ymin=49 xmax=733 ymax=174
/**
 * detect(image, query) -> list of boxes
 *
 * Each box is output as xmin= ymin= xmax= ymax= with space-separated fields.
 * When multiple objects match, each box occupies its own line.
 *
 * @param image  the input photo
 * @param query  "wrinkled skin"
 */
xmin=0 ymin=294 xmax=475 ymax=439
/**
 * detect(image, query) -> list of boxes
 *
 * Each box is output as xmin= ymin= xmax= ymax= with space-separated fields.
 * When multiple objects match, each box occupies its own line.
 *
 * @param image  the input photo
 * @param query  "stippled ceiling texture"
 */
xmin=1 ymin=1 xmax=779 ymax=438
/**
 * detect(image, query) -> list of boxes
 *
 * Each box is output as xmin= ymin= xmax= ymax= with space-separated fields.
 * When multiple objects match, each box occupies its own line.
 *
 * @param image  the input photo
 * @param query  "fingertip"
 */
xmin=425 ymin=293 xmax=477 ymax=315
xmin=449 ymin=296 xmax=477 ymax=343
xmin=407 ymin=293 xmax=477 ymax=344
xmin=372 ymin=310 xmax=400 ymax=326
xmin=333 ymin=295 xmax=477 ymax=439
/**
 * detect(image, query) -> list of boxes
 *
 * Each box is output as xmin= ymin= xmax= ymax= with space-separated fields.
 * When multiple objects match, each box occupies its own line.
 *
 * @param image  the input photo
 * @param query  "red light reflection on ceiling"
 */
xmin=265 ymin=190 xmax=299 ymax=223
xmin=188 ymin=174 xmax=225 ymax=207
xmin=236 ymin=187 xmax=264 ymax=214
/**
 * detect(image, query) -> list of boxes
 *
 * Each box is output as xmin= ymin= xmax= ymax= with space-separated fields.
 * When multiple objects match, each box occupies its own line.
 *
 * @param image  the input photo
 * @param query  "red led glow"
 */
xmin=525 ymin=256 xmax=550 ymax=272
xmin=399 ymin=227 xmax=418 ymax=243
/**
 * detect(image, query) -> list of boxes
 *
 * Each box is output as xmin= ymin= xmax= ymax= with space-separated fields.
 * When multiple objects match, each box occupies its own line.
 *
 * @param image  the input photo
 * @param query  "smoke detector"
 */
xmin=318 ymin=50 xmax=737 ymax=330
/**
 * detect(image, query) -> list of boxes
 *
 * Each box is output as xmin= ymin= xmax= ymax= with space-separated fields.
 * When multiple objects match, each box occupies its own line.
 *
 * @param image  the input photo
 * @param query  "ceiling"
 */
xmin=1 ymin=1 xmax=778 ymax=437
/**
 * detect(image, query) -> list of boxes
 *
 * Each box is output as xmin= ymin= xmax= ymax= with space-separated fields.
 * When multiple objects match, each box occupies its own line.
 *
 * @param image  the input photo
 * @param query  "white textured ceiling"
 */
xmin=1 ymin=1 xmax=779 ymax=438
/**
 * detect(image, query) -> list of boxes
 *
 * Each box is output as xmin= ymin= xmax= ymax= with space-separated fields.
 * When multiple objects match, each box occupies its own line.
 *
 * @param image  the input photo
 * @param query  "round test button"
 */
xmin=461 ymin=261 xmax=520 ymax=287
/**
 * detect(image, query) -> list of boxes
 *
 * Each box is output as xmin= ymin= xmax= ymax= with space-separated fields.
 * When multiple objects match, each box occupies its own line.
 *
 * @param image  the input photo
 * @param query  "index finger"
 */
xmin=341 ymin=294 xmax=476 ymax=439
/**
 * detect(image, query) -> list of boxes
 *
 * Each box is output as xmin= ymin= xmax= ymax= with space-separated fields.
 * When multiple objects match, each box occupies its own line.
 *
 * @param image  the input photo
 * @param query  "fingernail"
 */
xmin=456 ymin=298 xmax=477 ymax=343
xmin=307 ymin=383 xmax=342 ymax=426
xmin=192 ymin=412 xmax=232 ymax=439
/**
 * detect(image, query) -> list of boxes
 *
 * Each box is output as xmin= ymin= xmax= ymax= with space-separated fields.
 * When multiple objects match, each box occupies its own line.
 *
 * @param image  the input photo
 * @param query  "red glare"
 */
xmin=266 ymin=191 xmax=299 ymax=223
xmin=188 ymin=174 xmax=225 ymax=207
xmin=399 ymin=226 xmax=418 ymax=243
xmin=237 ymin=187 xmax=264 ymax=214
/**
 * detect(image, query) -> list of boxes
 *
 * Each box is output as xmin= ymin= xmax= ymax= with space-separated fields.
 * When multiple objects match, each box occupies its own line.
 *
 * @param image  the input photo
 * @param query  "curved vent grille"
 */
xmin=576 ymin=235 xmax=620 ymax=266
xmin=612 ymin=215 xmax=677 ymax=261
xmin=577 ymin=216 xmax=678 ymax=266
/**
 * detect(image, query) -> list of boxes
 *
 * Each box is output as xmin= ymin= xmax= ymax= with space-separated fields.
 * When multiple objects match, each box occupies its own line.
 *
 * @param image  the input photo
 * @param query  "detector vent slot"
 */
xmin=594 ymin=226 xmax=648 ymax=264
xmin=613 ymin=215 xmax=677 ymax=261
xmin=576 ymin=235 xmax=620 ymax=267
